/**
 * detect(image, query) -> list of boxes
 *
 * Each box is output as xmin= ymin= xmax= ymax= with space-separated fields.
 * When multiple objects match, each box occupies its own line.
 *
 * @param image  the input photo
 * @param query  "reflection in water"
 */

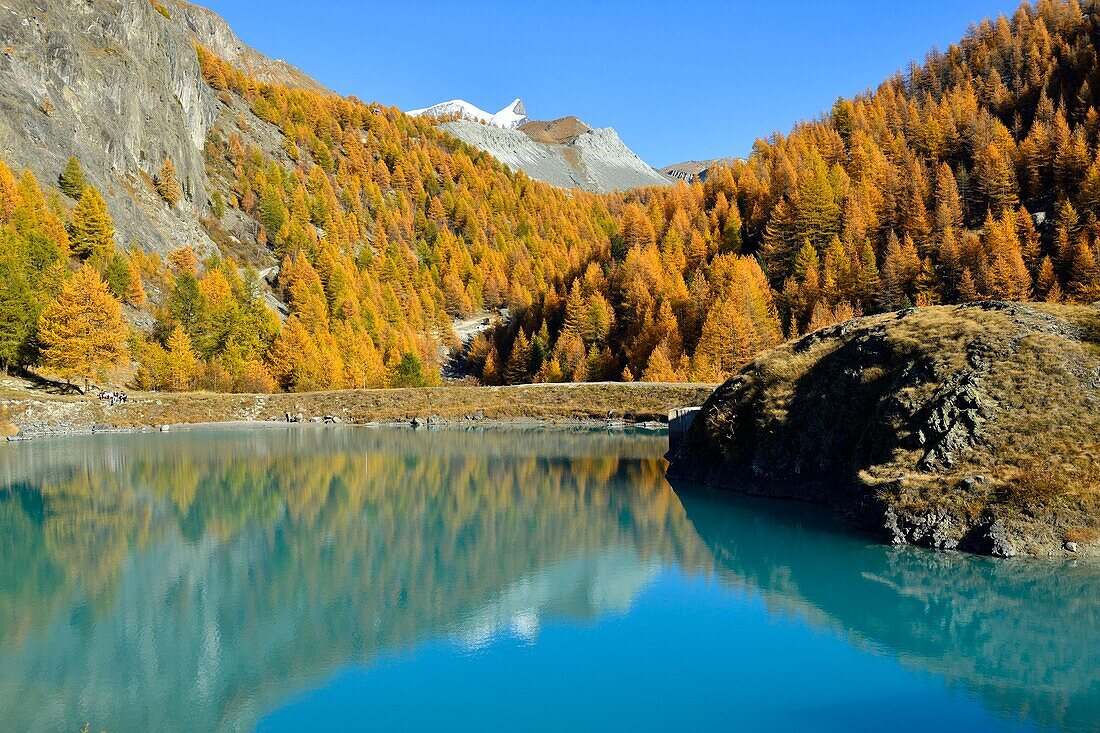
xmin=0 ymin=428 xmax=703 ymax=732
xmin=671 ymin=483 xmax=1100 ymax=733
xmin=0 ymin=428 xmax=1095 ymax=732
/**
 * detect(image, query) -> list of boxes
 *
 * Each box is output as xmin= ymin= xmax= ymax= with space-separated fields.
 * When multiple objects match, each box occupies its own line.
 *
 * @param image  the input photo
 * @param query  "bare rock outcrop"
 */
xmin=164 ymin=0 xmax=324 ymax=91
xmin=667 ymin=302 xmax=1100 ymax=557
xmin=440 ymin=116 xmax=671 ymax=193
xmin=0 ymin=0 xmax=221 ymax=255
xmin=0 ymin=0 xmax=324 ymax=260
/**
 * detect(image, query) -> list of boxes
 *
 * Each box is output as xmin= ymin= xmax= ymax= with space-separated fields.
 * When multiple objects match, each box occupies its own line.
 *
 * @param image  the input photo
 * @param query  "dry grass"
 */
xmin=681 ymin=301 xmax=1100 ymax=553
xmin=0 ymin=405 xmax=17 ymax=437
xmin=1 ymin=382 xmax=718 ymax=433
xmin=1063 ymin=526 xmax=1100 ymax=545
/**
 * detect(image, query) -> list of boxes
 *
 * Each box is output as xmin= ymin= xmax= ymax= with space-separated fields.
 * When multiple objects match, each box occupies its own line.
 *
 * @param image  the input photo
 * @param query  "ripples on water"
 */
xmin=0 ymin=427 xmax=1096 ymax=732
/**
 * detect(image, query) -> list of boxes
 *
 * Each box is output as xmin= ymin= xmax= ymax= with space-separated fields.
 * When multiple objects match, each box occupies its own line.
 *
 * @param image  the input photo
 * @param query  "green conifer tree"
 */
xmin=58 ymin=156 xmax=87 ymax=198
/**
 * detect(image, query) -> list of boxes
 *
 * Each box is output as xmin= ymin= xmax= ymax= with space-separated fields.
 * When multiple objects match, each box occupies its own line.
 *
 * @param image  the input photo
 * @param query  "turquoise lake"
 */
xmin=0 ymin=427 xmax=1097 ymax=732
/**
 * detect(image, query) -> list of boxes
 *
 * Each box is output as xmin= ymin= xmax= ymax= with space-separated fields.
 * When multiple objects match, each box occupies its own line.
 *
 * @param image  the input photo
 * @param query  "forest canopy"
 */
xmin=1 ymin=0 xmax=1097 ymax=392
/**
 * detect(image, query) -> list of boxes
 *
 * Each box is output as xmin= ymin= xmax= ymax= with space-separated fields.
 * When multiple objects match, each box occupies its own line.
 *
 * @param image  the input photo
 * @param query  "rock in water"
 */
xmin=667 ymin=301 xmax=1100 ymax=558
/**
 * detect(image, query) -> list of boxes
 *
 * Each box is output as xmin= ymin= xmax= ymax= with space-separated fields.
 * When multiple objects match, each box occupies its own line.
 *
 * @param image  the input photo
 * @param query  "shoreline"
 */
xmin=1 ymin=382 xmax=714 ymax=442
xmin=6 ymin=416 xmax=671 ymax=442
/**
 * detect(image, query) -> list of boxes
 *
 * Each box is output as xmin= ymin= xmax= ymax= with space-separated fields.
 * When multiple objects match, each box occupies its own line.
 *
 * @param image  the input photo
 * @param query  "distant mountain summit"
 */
xmin=408 ymin=99 xmax=670 ymax=192
xmin=408 ymin=98 xmax=528 ymax=129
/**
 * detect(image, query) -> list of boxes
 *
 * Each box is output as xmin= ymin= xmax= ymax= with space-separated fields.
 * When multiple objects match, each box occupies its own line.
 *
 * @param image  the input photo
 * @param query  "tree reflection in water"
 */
xmin=0 ymin=428 xmax=1095 ymax=732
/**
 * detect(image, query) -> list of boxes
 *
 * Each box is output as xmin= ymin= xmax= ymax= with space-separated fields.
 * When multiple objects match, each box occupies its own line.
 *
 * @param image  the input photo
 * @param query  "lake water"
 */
xmin=0 ymin=427 xmax=1096 ymax=732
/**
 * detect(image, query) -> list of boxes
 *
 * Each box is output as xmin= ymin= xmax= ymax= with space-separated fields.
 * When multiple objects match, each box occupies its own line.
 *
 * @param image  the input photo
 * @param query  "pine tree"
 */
xmin=1068 ymin=239 xmax=1100 ymax=300
xmin=1036 ymin=256 xmax=1060 ymax=301
xmin=914 ymin=257 xmax=943 ymax=304
xmin=1080 ymin=153 xmax=1100 ymax=217
xmin=975 ymin=142 xmax=1018 ymax=215
xmin=791 ymin=240 xmax=820 ymax=282
xmin=481 ymin=343 xmax=502 ymax=385
xmin=38 ymin=265 xmax=128 ymax=391
xmin=165 ymin=325 xmax=198 ymax=391
xmin=68 ymin=186 xmax=115 ymax=260
xmin=126 ymin=257 xmax=147 ymax=306
xmin=0 ymin=253 xmax=35 ymax=372
xmin=856 ymin=240 xmax=881 ymax=310
xmin=155 ymin=157 xmax=183 ymax=206
xmin=721 ymin=205 xmax=743 ymax=254
xmin=267 ymin=316 xmax=323 ymax=391
xmin=985 ymin=214 xmax=1032 ymax=301
xmin=957 ymin=268 xmax=980 ymax=302
xmin=1015 ymin=205 xmax=1041 ymax=276
xmin=504 ymin=330 xmax=531 ymax=385
xmin=168 ymin=246 xmax=198 ymax=276
xmin=795 ymin=152 xmax=842 ymax=251
xmin=641 ymin=341 xmax=678 ymax=382
xmin=933 ymin=162 xmax=964 ymax=233
xmin=388 ymin=352 xmax=428 ymax=388
xmin=0 ymin=161 xmax=17 ymax=222
xmin=167 ymin=271 xmax=204 ymax=335
xmin=693 ymin=297 xmax=752 ymax=379
xmin=101 ymin=251 xmax=131 ymax=300
xmin=58 ymin=156 xmax=87 ymax=198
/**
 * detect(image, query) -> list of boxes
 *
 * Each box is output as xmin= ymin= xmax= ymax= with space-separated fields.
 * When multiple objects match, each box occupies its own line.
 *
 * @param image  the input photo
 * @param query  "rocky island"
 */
xmin=667 ymin=301 xmax=1100 ymax=558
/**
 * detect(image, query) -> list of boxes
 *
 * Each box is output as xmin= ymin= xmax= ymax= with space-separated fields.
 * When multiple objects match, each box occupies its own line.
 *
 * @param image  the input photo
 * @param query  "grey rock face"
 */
xmin=660 ymin=158 xmax=738 ymax=183
xmin=0 ymin=0 xmax=219 ymax=255
xmin=982 ymin=519 xmax=1017 ymax=558
xmin=916 ymin=371 xmax=988 ymax=470
xmin=165 ymin=0 xmax=323 ymax=91
xmin=440 ymin=119 xmax=671 ymax=193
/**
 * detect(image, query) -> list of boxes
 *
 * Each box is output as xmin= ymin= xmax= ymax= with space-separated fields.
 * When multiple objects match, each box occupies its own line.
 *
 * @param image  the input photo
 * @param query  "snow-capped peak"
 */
xmin=408 ymin=98 xmax=528 ymax=129
xmin=489 ymin=99 xmax=527 ymax=129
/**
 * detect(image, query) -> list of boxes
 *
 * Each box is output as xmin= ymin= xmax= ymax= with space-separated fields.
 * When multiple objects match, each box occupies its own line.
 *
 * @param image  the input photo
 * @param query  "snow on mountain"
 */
xmin=410 ymin=98 xmax=669 ymax=191
xmin=407 ymin=98 xmax=528 ymax=129
xmin=489 ymin=99 xmax=527 ymax=129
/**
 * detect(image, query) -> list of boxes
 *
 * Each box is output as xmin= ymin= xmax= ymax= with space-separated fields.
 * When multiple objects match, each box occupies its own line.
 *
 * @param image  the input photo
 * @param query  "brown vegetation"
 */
xmin=0 ymin=381 xmax=715 ymax=435
xmin=669 ymin=301 xmax=1100 ymax=556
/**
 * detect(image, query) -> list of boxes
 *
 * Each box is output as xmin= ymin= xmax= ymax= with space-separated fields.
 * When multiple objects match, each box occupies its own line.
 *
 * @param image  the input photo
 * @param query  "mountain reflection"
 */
xmin=0 ymin=428 xmax=704 ymax=732
xmin=0 ymin=429 xmax=1095 ymax=733
xmin=671 ymin=483 xmax=1100 ymax=733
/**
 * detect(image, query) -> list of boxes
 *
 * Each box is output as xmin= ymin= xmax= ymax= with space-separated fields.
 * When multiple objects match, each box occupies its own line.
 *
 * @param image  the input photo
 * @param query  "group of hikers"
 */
xmin=97 ymin=389 xmax=129 ymax=405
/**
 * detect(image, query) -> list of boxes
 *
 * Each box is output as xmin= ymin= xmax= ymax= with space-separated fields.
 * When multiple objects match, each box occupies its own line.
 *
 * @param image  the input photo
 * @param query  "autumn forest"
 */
xmin=2 ymin=0 xmax=1100 ymax=393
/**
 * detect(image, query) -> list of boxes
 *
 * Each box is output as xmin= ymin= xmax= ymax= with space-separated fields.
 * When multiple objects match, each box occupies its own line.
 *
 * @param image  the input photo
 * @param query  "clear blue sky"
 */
xmin=201 ymin=0 xmax=1020 ymax=166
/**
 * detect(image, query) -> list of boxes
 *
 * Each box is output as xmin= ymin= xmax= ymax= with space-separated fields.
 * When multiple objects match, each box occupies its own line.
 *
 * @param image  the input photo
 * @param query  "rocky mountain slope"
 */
xmin=667 ymin=301 xmax=1100 ymax=557
xmin=410 ymin=96 xmax=670 ymax=191
xmin=439 ymin=114 xmax=671 ymax=192
xmin=0 ymin=0 xmax=321 ymax=258
xmin=167 ymin=1 xmax=325 ymax=91
xmin=660 ymin=158 xmax=737 ymax=183
xmin=0 ymin=0 xmax=216 ymax=255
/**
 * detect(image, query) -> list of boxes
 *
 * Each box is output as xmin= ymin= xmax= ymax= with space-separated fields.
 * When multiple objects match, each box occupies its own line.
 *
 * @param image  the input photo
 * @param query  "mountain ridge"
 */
xmin=409 ymin=96 xmax=672 ymax=192
xmin=408 ymin=98 xmax=528 ymax=129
